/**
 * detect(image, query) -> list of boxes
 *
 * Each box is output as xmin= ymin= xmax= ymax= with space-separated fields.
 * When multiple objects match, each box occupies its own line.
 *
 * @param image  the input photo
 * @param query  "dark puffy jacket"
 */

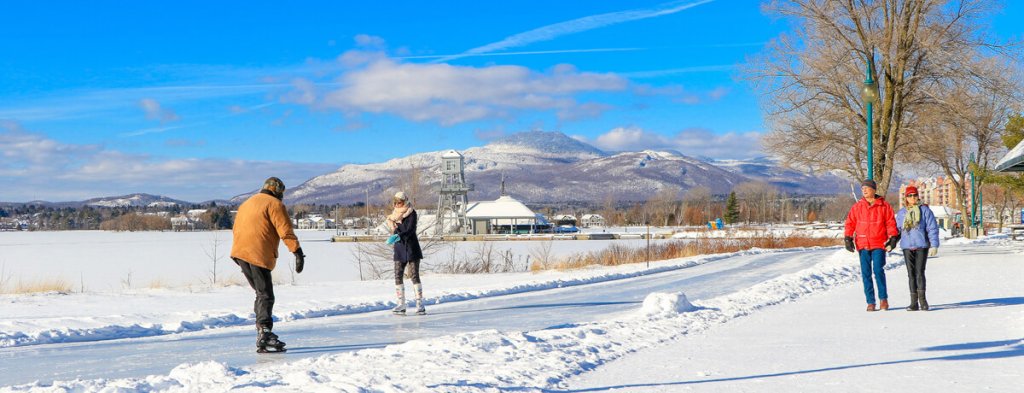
xmin=895 ymin=205 xmax=941 ymax=250
xmin=393 ymin=210 xmax=423 ymax=262
xmin=844 ymin=197 xmax=899 ymax=250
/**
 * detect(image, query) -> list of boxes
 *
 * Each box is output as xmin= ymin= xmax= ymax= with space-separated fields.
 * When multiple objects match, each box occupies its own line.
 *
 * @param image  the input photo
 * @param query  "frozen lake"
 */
xmin=0 ymin=230 xmax=682 ymax=292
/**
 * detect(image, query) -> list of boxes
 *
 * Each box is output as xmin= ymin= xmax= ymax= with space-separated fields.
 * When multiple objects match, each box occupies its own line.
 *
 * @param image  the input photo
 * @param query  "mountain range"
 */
xmin=277 ymin=131 xmax=849 ymax=205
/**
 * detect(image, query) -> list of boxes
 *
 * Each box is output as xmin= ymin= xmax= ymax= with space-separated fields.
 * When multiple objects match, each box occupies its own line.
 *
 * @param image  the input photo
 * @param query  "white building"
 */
xmin=927 ymin=205 xmax=960 ymax=230
xmin=465 ymin=195 xmax=548 ymax=234
xmin=171 ymin=216 xmax=198 ymax=231
xmin=295 ymin=214 xmax=333 ymax=230
xmin=581 ymin=214 xmax=606 ymax=228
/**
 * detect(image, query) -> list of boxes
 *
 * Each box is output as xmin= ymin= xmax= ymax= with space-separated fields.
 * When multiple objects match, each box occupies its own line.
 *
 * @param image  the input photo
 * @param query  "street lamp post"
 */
xmin=861 ymin=54 xmax=879 ymax=181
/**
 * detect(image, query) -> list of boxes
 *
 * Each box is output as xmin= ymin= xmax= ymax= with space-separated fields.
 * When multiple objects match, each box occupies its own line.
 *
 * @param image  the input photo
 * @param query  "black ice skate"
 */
xmin=256 ymin=326 xmax=287 ymax=353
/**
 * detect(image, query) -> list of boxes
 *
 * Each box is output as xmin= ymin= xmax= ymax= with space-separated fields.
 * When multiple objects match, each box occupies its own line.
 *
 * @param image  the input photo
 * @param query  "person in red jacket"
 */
xmin=844 ymin=179 xmax=900 ymax=312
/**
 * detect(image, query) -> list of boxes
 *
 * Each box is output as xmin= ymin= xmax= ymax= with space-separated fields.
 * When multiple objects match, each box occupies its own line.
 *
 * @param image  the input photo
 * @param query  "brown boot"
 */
xmin=879 ymin=299 xmax=889 ymax=311
xmin=866 ymin=304 xmax=876 ymax=312
xmin=918 ymin=290 xmax=929 ymax=311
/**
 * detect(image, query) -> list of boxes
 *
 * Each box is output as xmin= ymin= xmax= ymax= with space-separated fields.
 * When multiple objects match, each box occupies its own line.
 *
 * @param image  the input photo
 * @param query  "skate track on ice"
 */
xmin=1 ymin=248 xmax=834 ymax=386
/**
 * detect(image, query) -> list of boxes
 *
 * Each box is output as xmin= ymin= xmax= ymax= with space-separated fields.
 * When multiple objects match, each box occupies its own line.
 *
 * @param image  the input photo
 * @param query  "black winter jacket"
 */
xmin=393 ymin=210 xmax=423 ymax=262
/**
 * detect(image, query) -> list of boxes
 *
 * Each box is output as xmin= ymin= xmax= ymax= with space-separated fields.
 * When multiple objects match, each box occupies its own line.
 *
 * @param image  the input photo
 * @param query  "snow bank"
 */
xmin=640 ymin=292 xmax=696 ymax=317
xmin=4 ymin=248 xmax=884 ymax=392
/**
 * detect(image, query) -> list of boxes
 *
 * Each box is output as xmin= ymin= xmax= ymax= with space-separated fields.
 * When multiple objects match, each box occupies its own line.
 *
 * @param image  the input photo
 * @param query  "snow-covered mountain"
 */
xmin=278 ymin=131 xmax=849 ymax=205
xmin=2 ymin=194 xmax=197 ymax=208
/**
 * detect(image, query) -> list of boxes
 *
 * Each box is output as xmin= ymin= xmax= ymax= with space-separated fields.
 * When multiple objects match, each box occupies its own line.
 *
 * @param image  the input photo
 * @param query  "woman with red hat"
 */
xmin=895 ymin=186 xmax=941 ymax=311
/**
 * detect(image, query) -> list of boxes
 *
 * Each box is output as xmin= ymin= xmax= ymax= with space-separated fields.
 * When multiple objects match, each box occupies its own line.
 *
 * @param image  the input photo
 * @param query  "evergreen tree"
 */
xmin=724 ymin=191 xmax=740 ymax=225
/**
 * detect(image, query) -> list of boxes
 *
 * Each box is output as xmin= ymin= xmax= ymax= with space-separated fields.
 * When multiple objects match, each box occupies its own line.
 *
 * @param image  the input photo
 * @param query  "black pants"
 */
xmin=902 ymin=248 xmax=928 ymax=292
xmin=235 ymin=258 xmax=275 ymax=329
xmin=395 ymin=260 xmax=421 ymax=285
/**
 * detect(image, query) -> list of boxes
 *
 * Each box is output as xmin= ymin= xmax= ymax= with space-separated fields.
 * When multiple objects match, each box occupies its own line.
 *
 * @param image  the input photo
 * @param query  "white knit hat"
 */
xmin=393 ymin=191 xmax=408 ymax=202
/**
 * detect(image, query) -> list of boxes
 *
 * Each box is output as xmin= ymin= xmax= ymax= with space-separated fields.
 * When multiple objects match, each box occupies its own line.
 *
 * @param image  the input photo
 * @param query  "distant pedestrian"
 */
xmin=231 ymin=177 xmax=306 ymax=352
xmin=390 ymin=191 xmax=425 ymax=315
xmin=844 ymin=179 xmax=899 ymax=312
xmin=895 ymin=186 xmax=940 ymax=311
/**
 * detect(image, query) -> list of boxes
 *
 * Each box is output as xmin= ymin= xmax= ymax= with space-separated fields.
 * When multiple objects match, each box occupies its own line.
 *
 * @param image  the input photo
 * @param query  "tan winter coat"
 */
xmin=230 ymin=192 xmax=300 ymax=270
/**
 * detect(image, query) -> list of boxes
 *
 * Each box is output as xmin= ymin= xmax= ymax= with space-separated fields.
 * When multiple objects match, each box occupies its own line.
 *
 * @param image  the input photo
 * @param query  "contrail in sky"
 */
xmin=434 ymin=0 xmax=716 ymax=63
xmin=400 ymin=47 xmax=645 ymax=60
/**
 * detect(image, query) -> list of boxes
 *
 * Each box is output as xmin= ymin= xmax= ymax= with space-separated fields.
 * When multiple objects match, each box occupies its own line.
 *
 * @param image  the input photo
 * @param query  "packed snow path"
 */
xmin=0 ymin=248 xmax=832 ymax=386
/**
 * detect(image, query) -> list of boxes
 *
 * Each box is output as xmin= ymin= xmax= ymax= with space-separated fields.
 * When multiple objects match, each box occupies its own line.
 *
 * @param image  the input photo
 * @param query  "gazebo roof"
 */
xmin=466 ymin=195 xmax=537 ymax=219
xmin=995 ymin=139 xmax=1024 ymax=172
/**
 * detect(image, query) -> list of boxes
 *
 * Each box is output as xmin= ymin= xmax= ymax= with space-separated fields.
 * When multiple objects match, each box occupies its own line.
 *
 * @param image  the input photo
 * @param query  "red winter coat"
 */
xmin=844 ymin=197 xmax=899 ymax=250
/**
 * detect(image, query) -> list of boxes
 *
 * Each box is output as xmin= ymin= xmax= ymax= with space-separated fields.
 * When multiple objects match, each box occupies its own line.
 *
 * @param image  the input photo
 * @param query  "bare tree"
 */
xmin=203 ymin=237 xmax=225 ymax=288
xmin=682 ymin=186 xmax=713 ymax=225
xmin=911 ymin=74 xmax=1019 ymax=232
xmin=599 ymin=194 xmax=620 ymax=227
xmin=750 ymin=0 xmax=1021 ymax=195
xmin=529 ymin=239 xmax=555 ymax=270
xmin=734 ymin=182 xmax=779 ymax=224
xmin=647 ymin=187 xmax=680 ymax=227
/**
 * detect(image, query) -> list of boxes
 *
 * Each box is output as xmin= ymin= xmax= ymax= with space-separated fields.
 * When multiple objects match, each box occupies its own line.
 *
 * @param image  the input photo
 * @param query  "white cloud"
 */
xmin=587 ymin=126 xmax=764 ymax=159
xmin=437 ymin=0 xmax=716 ymax=62
xmin=308 ymin=56 xmax=627 ymax=125
xmin=707 ymin=86 xmax=730 ymax=100
xmin=139 ymin=98 xmax=180 ymax=123
xmin=593 ymin=126 xmax=672 ymax=151
xmin=354 ymin=34 xmax=387 ymax=48
xmin=0 ymin=123 xmax=333 ymax=202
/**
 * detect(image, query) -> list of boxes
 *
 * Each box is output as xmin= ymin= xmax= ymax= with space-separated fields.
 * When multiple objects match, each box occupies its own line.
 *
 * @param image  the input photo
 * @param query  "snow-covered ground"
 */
xmin=566 ymin=237 xmax=1024 ymax=392
xmin=0 ymin=233 xmax=1019 ymax=392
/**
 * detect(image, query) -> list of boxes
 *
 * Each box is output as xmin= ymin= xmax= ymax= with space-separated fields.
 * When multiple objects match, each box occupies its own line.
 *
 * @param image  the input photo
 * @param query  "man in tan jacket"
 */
xmin=231 ymin=176 xmax=305 ymax=353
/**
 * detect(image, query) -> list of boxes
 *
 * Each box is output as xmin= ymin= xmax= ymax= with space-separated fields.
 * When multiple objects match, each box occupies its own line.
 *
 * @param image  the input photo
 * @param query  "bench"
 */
xmin=1010 ymin=225 xmax=1024 ymax=241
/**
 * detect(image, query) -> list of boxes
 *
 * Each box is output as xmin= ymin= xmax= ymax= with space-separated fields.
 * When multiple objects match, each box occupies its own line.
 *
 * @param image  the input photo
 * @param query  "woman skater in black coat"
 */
xmin=390 ymin=191 xmax=424 ymax=315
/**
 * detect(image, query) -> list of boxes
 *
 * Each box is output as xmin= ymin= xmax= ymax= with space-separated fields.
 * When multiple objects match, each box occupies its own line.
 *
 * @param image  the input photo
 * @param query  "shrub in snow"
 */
xmin=640 ymin=292 xmax=696 ymax=317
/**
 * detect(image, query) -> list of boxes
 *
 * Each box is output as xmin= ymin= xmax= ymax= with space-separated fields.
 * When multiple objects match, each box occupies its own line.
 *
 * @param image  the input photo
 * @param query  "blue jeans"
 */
xmin=858 ymin=249 xmax=888 ymax=304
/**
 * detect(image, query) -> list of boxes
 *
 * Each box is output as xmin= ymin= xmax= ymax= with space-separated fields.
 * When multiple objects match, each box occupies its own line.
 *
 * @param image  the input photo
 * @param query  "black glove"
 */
xmin=844 ymin=236 xmax=855 ymax=253
xmin=884 ymin=236 xmax=899 ymax=251
xmin=294 ymin=247 xmax=305 ymax=273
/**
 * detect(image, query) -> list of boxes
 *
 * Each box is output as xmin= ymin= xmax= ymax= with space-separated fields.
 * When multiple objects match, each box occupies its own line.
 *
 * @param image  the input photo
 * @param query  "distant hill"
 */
xmin=1 ymin=194 xmax=216 ymax=208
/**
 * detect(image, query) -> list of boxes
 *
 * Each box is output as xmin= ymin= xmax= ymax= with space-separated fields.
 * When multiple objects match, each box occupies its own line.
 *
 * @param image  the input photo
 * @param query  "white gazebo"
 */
xmin=465 ymin=195 xmax=547 ymax=234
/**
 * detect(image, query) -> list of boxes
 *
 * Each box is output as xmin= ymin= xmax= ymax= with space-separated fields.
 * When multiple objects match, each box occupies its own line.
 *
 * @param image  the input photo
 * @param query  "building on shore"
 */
xmin=581 ymin=214 xmax=606 ymax=228
xmin=465 ymin=195 xmax=550 ymax=235
xmin=549 ymin=214 xmax=578 ymax=226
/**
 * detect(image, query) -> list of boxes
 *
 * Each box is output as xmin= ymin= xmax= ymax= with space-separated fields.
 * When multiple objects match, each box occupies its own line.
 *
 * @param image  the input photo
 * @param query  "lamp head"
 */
xmin=862 ymin=80 xmax=878 ymax=104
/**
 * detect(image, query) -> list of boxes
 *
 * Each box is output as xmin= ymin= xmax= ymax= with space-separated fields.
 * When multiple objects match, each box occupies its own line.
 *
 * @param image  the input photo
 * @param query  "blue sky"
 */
xmin=2 ymin=1 xmax=1022 ymax=202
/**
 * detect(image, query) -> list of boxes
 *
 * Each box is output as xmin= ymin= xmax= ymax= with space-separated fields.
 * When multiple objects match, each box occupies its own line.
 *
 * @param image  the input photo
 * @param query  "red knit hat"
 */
xmin=905 ymin=186 xmax=918 ymax=196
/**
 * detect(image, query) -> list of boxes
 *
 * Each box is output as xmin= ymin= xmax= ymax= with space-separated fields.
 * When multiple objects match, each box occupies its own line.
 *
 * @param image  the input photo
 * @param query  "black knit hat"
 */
xmin=861 ymin=179 xmax=877 ymax=190
xmin=262 ymin=177 xmax=285 ymax=198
